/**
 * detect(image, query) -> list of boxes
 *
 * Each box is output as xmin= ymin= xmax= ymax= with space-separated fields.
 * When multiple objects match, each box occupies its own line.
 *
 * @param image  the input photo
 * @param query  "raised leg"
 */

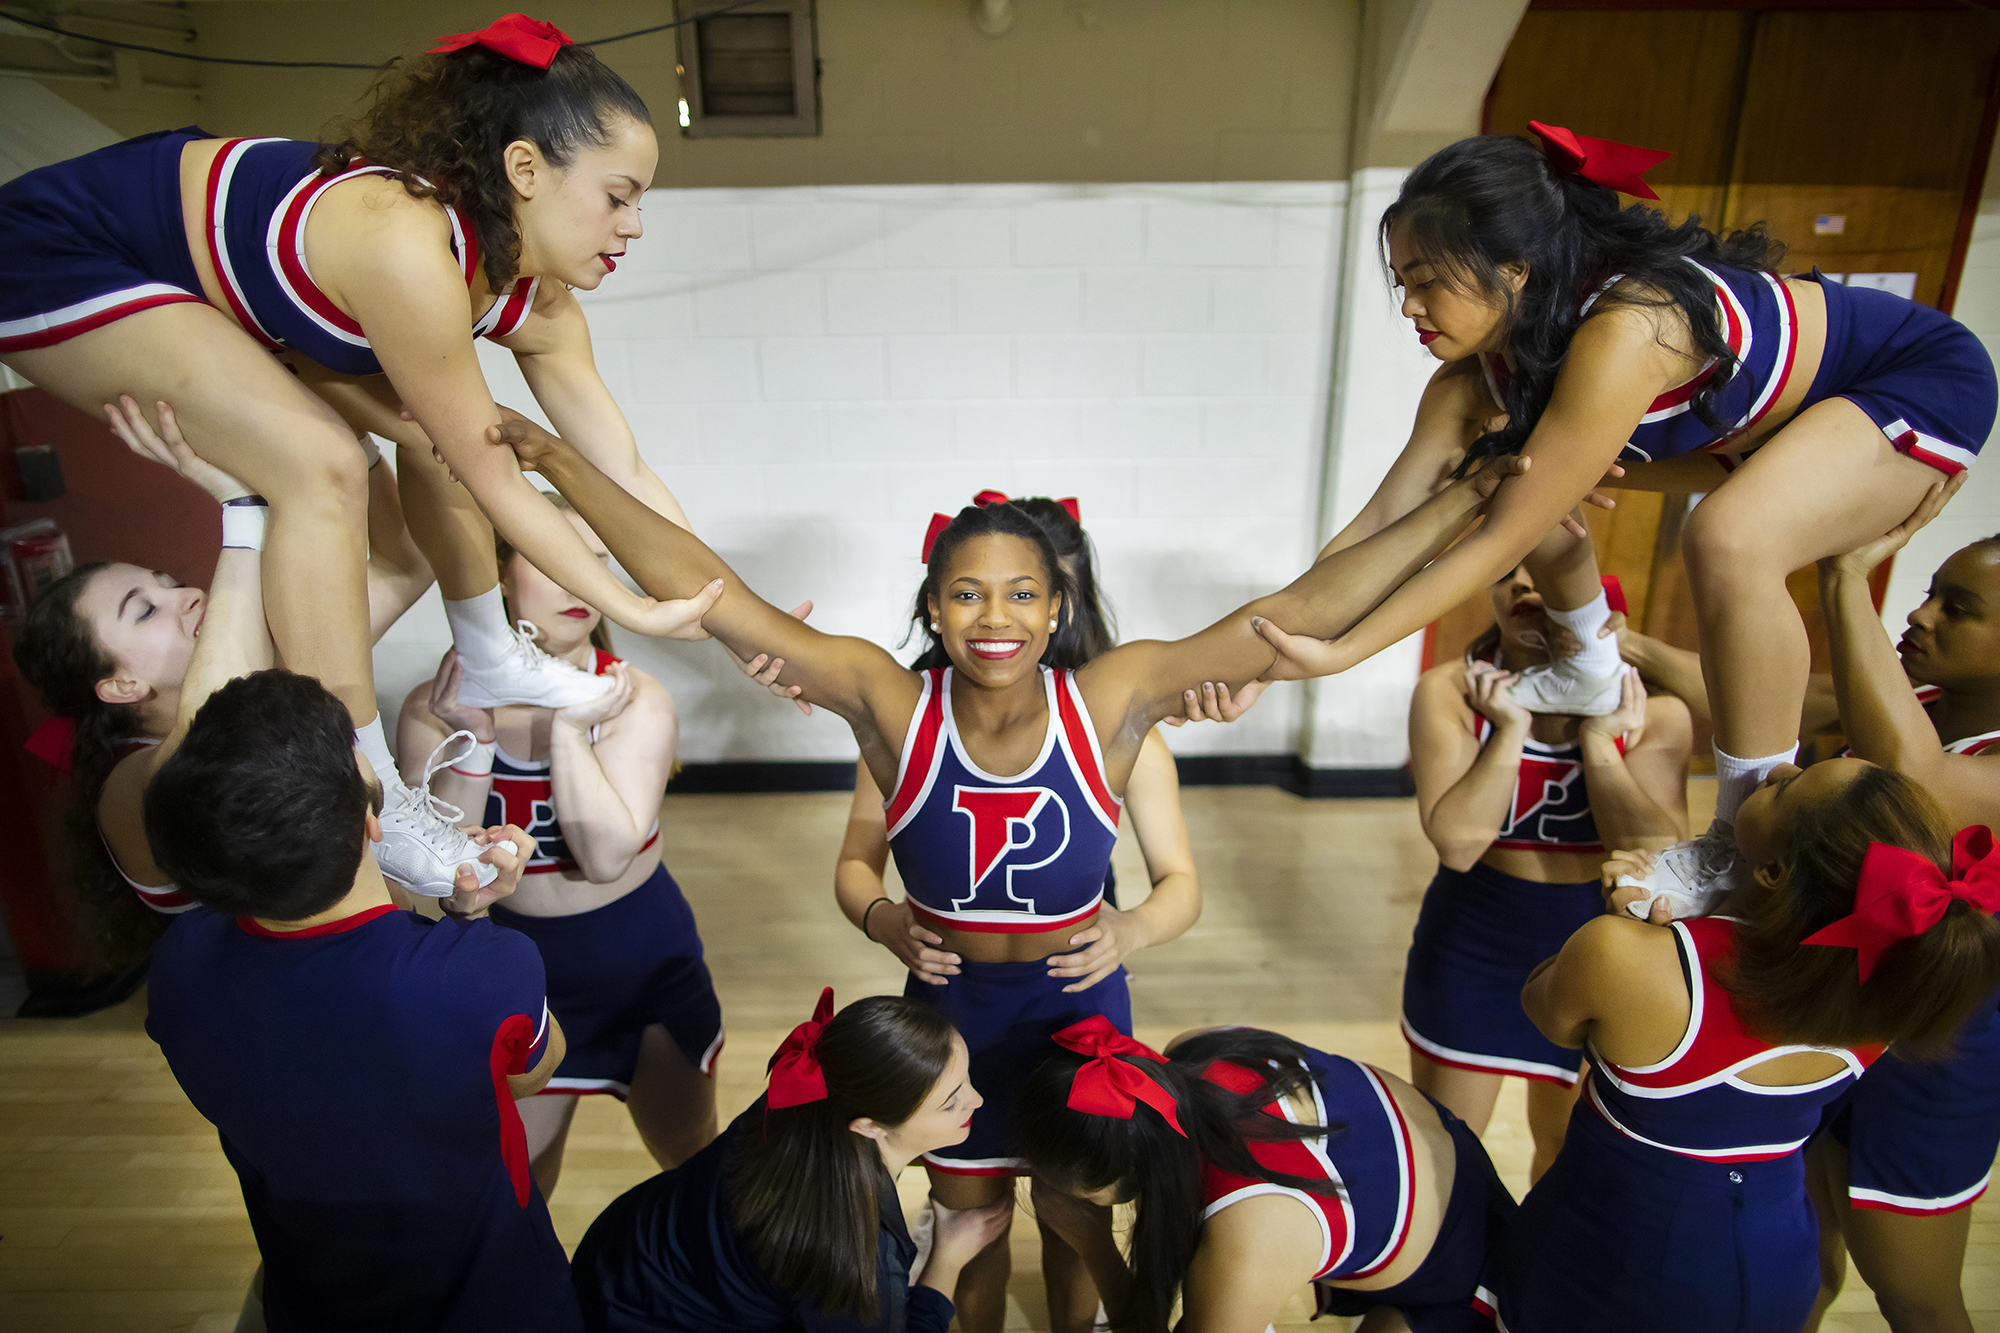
xmin=624 ymin=1024 xmax=719 ymax=1171
xmin=928 ymin=1169 xmax=1015 ymax=1333
xmin=3 ymin=306 xmax=376 ymax=724
xmin=395 ymin=434 xmax=501 ymax=602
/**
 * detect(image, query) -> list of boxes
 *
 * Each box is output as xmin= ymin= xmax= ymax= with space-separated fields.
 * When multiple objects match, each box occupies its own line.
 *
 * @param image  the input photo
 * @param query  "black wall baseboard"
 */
xmin=668 ymin=756 xmax=1415 ymax=799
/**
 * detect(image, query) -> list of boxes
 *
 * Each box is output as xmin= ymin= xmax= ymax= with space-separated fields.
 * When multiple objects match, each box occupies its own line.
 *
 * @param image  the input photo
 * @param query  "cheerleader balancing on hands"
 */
xmin=570 ymin=990 xmax=1013 ymax=1333
xmin=1404 ymin=557 xmax=1690 ymax=1182
xmin=1254 ymin=121 xmax=1997 ymax=911
xmin=0 ymin=13 xmax=720 ymax=890
xmin=1015 ymin=1019 xmax=1515 ymax=1333
xmin=400 ymin=491 xmax=722 ymax=1203
xmin=492 ymin=414 xmax=1550 ymax=1333
xmin=1491 ymin=759 xmax=2000 ymax=1333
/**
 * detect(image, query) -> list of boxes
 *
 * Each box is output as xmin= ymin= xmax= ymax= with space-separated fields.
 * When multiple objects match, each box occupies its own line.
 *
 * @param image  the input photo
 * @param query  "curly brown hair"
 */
xmin=314 ymin=42 xmax=649 ymax=292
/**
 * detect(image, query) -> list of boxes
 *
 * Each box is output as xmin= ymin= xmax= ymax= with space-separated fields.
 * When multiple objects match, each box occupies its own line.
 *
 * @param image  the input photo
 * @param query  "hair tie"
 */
xmin=428 ymin=13 xmax=574 ymax=69
xmin=25 ymin=716 xmax=77 ymax=774
xmin=1527 ymin=121 xmax=1670 ymax=201
xmin=767 ymin=987 xmax=835 ymax=1108
xmin=1803 ymin=827 xmax=2000 ymax=982
xmin=1051 ymin=1016 xmax=1186 ymax=1137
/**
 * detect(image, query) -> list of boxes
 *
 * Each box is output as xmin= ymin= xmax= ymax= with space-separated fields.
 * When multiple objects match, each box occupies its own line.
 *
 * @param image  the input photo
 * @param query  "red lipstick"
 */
xmin=1417 ymin=328 xmax=1441 ymax=346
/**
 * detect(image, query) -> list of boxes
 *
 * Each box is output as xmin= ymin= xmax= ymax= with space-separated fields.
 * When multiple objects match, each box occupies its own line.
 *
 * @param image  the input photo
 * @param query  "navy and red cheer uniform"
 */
xmin=888 ymin=666 xmax=1128 ymax=1175
xmin=482 ymin=648 xmax=722 ymax=1099
xmin=1401 ymin=659 xmax=1615 ymax=1087
xmin=1199 ymin=1043 xmax=1514 ymax=1333
xmin=1484 ymin=917 xmax=1876 ymax=1333
xmin=145 ymin=903 xmax=580 ymax=1333
xmin=1822 ymin=686 xmax=2000 ymax=1216
xmin=1482 ymin=261 xmax=1995 ymax=476
xmin=0 ymin=128 xmax=535 ymax=365
xmin=572 ymin=1101 xmax=952 ymax=1332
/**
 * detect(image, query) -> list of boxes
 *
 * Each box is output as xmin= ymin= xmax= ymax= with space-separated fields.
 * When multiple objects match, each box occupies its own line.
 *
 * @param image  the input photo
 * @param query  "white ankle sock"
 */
xmin=1542 ymin=591 xmax=1623 ymax=677
xmin=354 ymin=716 xmax=399 ymax=787
xmin=444 ymin=587 xmax=514 ymax=672
xmin=1713 ymin=743 xmax=1798 ymax=825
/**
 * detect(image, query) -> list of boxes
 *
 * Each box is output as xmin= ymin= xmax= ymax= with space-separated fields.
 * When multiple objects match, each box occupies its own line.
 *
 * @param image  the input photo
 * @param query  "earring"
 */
xmin=930 ymin=621 xmax=940 ymax=632
xmin=1049 ymin=619 xmax=1058 ymax=631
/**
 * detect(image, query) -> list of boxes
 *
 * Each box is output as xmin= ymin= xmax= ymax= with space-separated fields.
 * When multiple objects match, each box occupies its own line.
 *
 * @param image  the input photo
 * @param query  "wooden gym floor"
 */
xmin=2 ymin=782 xmax=1995 ymax=1331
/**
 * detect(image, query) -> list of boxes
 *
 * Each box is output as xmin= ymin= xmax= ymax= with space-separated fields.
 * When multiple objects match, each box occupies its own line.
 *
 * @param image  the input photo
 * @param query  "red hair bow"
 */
xmin=1804 ymin=827 xmax=2000 ymax=983
xmin=25 ymin=716 xmax=76 ymax=774
xmin=428 ymin=13 xmax=574 ymax=69
xmin=1528 ymin=121 xmax=1671 ymax=202
xmin=767 ymin=987 xmax=835 ymax=1108
xmin=1052 ymin=1016 xmax=1186 ymax=1138
xmin=921 ymin=490 xmax=1082 ymax=562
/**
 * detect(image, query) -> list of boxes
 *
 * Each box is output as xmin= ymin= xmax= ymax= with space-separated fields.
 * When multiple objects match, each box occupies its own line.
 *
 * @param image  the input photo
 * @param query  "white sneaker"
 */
xmin=375 ymin=732 xmax=499 ymax=899
xmin=457 ymin=620 xmax=612 ymax=710
xmin=1618 ymin=821 xmax=1744 ymax=921
xmin=1509 ymin=660 xmax=1626 ymax=716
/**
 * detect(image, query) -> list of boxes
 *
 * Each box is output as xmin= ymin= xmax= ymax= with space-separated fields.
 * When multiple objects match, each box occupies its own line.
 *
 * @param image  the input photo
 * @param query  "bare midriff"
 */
xmin=924 ymin=910 xmax=1102 ymax=964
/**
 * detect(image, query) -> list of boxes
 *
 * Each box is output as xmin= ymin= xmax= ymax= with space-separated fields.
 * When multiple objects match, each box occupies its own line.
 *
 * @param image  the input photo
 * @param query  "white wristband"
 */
xmin=221 ymin=498 xmax=269 ymax=551
xmin=449 ymin=739 xmax=497 ymax=777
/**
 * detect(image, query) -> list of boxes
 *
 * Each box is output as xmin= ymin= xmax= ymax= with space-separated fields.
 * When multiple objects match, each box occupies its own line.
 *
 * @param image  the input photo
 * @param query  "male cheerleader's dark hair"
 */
xmin=313 ymin=18 xmax=649 ymax=293
xmin=1725 ymin=763 xmax=2000 ymax=1059
xmin=1384 ymin=129 xmax=1782 ymax=474
xmin=726 ymin=994 xmax=958 ymax=1322
xmin=1014 ymin=1025 xmax=1346 ymax=1333
xmin=143 ymin=671 xmax=378 ymax=920
xmin=906 ymin=500 xmax=1085 ymax=671
xmin=495 ymin=489 xmax=614 ymax=656
xmin=12 ymin=562 xmax=163 ymax=972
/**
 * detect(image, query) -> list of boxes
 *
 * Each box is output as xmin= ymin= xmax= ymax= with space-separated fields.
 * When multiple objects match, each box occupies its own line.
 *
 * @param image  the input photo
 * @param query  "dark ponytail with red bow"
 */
xmin=313 ymin=16 xmax=649 ymax=293
xmin=906 ymin=497 xmax=1084 ymax=671
xmin=1015 ymin=1026 xmax=1346 ymax=1333
xmin=1383 ymin=125 xmax=1782 ymax=474
xmin=727 ymin=993 xmax=956 ymax=1322
xmin=12 ymin=561 xmax=163 ymax=974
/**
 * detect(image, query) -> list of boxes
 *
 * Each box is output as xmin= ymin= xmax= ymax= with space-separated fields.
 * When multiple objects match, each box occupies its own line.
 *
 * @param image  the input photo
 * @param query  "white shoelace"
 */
xmin=500 ymin=619 xmax=590 ymax=677
xmin=387 ymin=730 xmax=481 ymax=853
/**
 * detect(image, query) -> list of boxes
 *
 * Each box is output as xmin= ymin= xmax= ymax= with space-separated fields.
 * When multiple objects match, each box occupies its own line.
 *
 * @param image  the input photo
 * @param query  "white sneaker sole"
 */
xmin=457 ymin=673 xmax=613 ymax=710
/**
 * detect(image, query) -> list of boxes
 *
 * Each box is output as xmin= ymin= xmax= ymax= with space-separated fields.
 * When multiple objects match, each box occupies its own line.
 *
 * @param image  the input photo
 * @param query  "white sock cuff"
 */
xmin=1543 ymin=591 xmax=1611 ymax=633
xmin=444 ymin=587 xmax=512 ymax=669
xmin=354 ymin=717 xmax=397 ymax=784
xmin=1712 ymin=743 xmax=1799 ymax=824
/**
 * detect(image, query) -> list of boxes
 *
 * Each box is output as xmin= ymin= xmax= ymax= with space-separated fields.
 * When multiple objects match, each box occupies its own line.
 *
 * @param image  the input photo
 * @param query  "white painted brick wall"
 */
xmin=374 ymin=182 xmax=1347 ymax=764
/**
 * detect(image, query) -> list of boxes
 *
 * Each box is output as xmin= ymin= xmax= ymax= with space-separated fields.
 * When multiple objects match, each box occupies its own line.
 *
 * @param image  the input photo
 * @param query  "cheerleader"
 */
xmin=401 ymin=492 xmax=720 ymax=1200
xmin=1405 ymin=556 xmax=1689 ymax=1181
xmin=493 ymin=414 xmax=1535 ymax=1333
xmin=1490 ymin=759 xmax=2000 ymax=1332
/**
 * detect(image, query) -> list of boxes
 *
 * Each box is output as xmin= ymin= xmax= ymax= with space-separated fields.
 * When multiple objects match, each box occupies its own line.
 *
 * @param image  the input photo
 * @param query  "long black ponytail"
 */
xmin=905 ymin=501 xmax=1084 ymax=671
xmin=1384 ymin=132 xmax=1783 ymax=471
xmin=1014 ymin=1027 xmax=1346 ymax=1332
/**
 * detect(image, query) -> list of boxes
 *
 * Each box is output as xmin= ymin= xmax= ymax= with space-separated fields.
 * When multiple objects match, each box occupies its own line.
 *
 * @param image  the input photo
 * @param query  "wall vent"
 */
xmin=675 ymin=0 xmax=818 ymax=138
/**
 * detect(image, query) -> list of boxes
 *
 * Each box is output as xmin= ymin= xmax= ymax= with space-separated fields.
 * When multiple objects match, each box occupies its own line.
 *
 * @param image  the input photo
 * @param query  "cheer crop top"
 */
xmin=203 ymin=135 xmax=539 ymax=376
xmin=885 ymin=667 xmax=1119 ymax=934
xmin=1834 ymin=684 xmax=2000 ymax=760
xmin=477 ymin=650 xmax=660 ymax=877
xmin=1199 ymin=1047 xmax=1418 ymax=1282
xmin=1483 ymin=258 xmax=1799 ymax=464
xmin=1467 ymin=652 xmax=1622 ymax=853
xmin=1584 ymin=917 xmax=1876 ymax=1163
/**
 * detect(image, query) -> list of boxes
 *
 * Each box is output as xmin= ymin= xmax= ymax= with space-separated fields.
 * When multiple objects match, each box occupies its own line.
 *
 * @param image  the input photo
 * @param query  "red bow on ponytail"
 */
xmin=767 ymin=987 xmax=835 ymax=1108
xmin=921 ymin=490 xmax=1083 ymax=562
xmin=1528 ymin=121 xmax=1671 ymax=201
xmin=1804 ymin=827 xmax=2000 ymax=982
xmin=25 ymin=716 xmax=76 ymax=774
xmin=428 ymin=13 xmax=574 ymax=69
xmin=1051 ymin=1016 xmax=1186 ymax=1137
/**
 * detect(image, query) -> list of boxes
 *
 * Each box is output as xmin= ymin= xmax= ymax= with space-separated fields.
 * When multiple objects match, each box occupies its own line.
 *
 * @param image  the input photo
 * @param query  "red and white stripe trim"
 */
xmin=1851 ymin=1171 xmax=1991 ymax=1216
xmin=1052 ymin=669 xmax=1121 ymax=833
xmin=908 ymin=895 xmax=1101 ymax=936
xmin=1342 ymin=1064 xmax=1418 ymax=1279
xmin=1400 ymin=1014 xmax=1582 ymax=1087
xmin=477 ymin=276 xmax=541 ymax=340
xmin=204 ymin=137 xmax=286 ymax=349
xmin=0 ymin=284 xmax=205 ymax=353
xmin=1583 ymin=1069 xmax=1813 ymax=1163
xmin=885 ymin=669 xmax=946 ymax=836
xmin=921 ymin=1151 xmax=1025 ymax=1177
xmin=1885 ymin=418 xmax=1978 ymax=477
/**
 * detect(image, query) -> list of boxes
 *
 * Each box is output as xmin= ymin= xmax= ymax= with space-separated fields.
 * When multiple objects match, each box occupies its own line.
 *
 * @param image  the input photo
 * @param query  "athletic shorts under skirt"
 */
xmin=491 ymin=864 xmax=723 ymax=1100
xmin=1826 ymin=994 xmax=2000 ymax=1215
xmin=1401 ymin=862 xmax=1599 ymax=1087
xmin=902 ymin=955 xmax=1132 ymax=1176
xmin=1316 ymin=1097 xmax=1517 ymax=1333
xmin=1483 ymin=1102 xmax=1822 ymax=1333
